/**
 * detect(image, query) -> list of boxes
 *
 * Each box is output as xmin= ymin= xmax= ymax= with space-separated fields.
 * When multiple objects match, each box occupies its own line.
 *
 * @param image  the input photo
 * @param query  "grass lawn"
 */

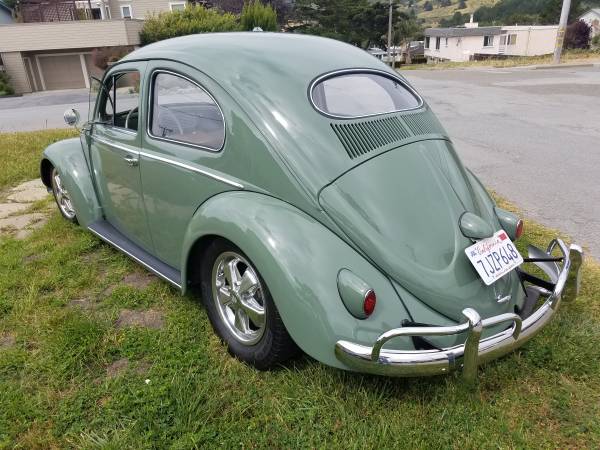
xmin=400 ymin=49 xmax=600 ymax=71
xmin=1 ymin=130 xmax=599 ymax=448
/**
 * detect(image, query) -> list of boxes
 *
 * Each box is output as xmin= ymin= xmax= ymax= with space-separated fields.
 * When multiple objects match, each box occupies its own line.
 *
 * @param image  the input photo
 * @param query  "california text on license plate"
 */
xmin=464 ymin=230 xmax=524 ymax=285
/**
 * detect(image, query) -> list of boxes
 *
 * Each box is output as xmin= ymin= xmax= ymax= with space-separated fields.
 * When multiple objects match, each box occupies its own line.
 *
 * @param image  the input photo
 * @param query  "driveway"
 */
xmin=0 ymin=89 xmax=90 ymax=132
xmin=403 ymin=65 xmax=600 ymax=260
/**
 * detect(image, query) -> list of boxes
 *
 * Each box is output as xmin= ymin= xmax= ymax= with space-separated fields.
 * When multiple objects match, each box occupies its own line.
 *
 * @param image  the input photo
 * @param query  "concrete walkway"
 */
xmin=0 ymin=179 xmax=51 ymax=239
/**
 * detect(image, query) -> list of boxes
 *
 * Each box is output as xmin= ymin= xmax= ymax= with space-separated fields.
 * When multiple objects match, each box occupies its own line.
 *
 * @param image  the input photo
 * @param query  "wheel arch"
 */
xmin=180 ymin=191 xmax=412 ymax=369
xmin=41 ymin=137 xmax=102 ymax=227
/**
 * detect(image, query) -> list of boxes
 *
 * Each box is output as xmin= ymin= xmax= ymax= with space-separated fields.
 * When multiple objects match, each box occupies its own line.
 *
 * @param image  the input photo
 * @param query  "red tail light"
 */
xmin=515 ymin=219 xmax=524 ymax=240
xmin=363 ymin=290 xmax=376 ymax=316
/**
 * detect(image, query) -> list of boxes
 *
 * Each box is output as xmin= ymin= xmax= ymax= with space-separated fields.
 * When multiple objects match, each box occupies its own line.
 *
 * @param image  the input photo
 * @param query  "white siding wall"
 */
xmin=425 ymin=35 xmax=500 ymax=62
xmin=110 ymin=0 xmax=173 ymax=19
xmin=501 ymin=26 xmax=558 ymax=56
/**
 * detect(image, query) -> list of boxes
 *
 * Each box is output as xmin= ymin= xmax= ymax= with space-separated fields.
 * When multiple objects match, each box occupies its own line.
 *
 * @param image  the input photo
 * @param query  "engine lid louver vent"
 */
xmin=331 ymin=109 xmax=446 ymax=159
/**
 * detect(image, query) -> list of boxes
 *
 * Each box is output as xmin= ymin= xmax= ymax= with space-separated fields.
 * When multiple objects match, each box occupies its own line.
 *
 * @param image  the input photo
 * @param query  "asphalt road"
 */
xmin=403 ymin=65 xmax=600 ymax=260
xmin=1 ymin=66 xmax=598 ymax=259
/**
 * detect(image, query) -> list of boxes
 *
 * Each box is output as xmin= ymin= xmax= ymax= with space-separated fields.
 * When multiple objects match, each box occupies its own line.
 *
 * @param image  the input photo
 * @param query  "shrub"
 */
xmin=139 ymin=5 xmax=239 ymax=46
xmin=0 ymin=71 xmax=15 ymax=96
xmin=564 ymin=19 xmax=591 ymax=49
xmin=240 ymin=0 xmax=277 ymax=31
xmin=91 ymin=46 xmax=134 ymax=70
xmin=592 ymin=33 xmax=600 ymax=49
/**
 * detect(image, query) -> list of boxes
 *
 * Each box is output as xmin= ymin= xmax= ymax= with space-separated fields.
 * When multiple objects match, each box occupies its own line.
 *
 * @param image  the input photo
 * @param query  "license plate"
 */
xmin=464 ymin=230 xmax=523 ymax=285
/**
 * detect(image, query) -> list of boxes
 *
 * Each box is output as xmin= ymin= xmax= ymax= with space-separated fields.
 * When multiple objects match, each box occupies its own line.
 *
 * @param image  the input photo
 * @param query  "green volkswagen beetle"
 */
xmin=40 ymin=33 xmax=583 ymax=381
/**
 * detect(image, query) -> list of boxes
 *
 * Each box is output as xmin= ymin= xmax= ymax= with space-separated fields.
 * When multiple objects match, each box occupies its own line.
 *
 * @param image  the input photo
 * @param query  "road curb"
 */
xmin=529 ymin=62 xmax=600 ymax=70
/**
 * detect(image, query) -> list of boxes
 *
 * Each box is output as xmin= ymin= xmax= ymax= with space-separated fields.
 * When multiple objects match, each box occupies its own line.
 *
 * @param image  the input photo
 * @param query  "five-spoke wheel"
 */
xmin=50 ymin=167 xmax=77 ymax=222
xmin=201 ymin=239 xmax=298 ymax=369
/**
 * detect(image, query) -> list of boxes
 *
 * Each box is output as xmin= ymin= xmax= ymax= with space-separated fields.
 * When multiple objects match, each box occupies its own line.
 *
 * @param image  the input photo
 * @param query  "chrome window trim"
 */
xmin=146 ymin=69 xmax=226 ymax=153
xmin=91 ymin=135 xmax=244 ymax=189
xmin=308 ymin=68 xmax=425 ymax=120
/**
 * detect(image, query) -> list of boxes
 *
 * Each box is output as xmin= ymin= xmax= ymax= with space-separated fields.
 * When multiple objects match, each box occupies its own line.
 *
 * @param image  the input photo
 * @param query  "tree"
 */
xmin=457 ymin=0 xmax=466 ymax=9
xmin=240 ymin=0 xmax=278 ymax=31
xmin=423 ymin=1 xmax=433 ymax=12
xmin=139 ymin=5 xmax=238 ymax=46
xmin=293 ymin=0 xmax=392 ymax=47
xmin=564 ymin=19 xmax=591 ymax=49
xmin=439 ymin=11 xmax=468 ymax=27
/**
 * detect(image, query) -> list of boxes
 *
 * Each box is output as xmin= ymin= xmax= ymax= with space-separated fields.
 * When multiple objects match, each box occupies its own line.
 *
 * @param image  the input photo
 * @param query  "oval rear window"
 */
xmin=311 ymin=71 xmax=422 ymax=118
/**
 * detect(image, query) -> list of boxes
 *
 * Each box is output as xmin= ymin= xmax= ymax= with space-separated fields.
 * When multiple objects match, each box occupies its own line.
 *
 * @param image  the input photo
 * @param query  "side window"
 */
xmin=99 ymin=71 xmax=140 ymax=131
xmin=150 ymin=72 xmax=225 ymax=150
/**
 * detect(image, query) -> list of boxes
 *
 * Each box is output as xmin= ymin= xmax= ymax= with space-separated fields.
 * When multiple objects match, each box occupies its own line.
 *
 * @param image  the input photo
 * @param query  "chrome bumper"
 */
xmin=335 ymin=239 xmax=583 ymax=382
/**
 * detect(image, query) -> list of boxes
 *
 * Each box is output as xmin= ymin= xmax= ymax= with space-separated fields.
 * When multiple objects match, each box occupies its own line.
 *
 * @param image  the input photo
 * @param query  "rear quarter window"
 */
xmin=311 ymin=71 xmax=422 ymax=118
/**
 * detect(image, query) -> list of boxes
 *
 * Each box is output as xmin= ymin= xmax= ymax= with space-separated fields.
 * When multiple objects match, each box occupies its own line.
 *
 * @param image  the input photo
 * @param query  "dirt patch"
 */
xmin=0 ymin=333 xmax=16 ymax=349
xmin=115 ymin=309 xmax=165 ymax=330
xmin=106 ymin=358 xmax=129 ymax=378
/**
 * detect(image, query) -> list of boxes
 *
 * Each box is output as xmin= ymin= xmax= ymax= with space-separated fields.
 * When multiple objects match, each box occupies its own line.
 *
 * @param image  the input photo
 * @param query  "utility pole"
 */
xmin=553 ymin=0 xmax=571 ymax=64
xmin=387 ymin=0 xmax=393 ymax=66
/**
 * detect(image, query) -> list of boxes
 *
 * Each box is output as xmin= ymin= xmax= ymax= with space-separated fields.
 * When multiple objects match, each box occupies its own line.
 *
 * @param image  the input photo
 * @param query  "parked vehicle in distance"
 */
xmin=41 ymin=33 xmax=583 ymax=381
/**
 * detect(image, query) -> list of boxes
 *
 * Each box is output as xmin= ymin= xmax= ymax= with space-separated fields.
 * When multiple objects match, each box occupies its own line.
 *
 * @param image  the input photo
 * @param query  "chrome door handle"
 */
xmin=124 ymin=155 xmax=139 ymax=167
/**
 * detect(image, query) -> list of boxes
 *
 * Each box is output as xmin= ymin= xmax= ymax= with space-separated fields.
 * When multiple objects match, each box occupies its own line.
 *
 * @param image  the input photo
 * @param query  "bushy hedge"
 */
xmin=0 ymin=71 xmax=14 ymax=96
xmin=240 ymin=0 xmax=277 ymax=32
xmin=140 ymin=5 xmax=239 ymax=46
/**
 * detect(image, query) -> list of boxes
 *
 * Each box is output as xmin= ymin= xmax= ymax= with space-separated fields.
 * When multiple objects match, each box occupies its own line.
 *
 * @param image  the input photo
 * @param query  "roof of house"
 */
xmin=425 ymin=26 xmax=502 ymax=38
xmin=579 ymin=8 xmax=600 ymax=18
xmin=0 ymin=0 xmax=12 ymax=12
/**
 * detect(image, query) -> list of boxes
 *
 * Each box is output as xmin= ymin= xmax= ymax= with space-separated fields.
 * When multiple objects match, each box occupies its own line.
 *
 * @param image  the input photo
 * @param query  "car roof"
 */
xmin=123 ymin=32 xmax=385 ymax=85
xmin=121 ymin=33 xmax=417 ymax=197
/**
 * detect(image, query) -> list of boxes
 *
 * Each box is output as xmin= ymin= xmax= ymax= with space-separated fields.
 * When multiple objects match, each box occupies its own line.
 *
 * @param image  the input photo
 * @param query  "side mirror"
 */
xmin=64 ymin=108 xmax=80 ymax=127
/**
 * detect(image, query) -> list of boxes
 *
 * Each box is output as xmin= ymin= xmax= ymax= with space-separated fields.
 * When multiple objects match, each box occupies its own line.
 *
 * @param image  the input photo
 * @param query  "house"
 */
xmin=0 ymin=0 xmax=14 ymax=24
xmin=579 ymin=9 xmax=600 ymax=38
xmin=0 ymin=0 xmax=184 ymax=94
xmin=424 ymin=15 xmax=559 ymax=62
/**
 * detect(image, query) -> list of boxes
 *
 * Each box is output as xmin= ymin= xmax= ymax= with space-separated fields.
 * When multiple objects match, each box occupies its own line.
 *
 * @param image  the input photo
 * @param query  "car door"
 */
xmin=90 ymin=62 xmax=154 ymax=252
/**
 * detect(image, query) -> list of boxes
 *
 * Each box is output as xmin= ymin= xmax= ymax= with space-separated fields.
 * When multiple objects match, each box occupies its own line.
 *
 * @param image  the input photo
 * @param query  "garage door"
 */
xmin=38 ymin=54 xmax=85 ymax=90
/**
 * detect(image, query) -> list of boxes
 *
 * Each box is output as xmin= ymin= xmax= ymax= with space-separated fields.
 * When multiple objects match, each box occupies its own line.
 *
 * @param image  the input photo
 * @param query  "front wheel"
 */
xmin=50 ymin=167 xmax=77 ymax=223
xmin=200 ymin=239 xmax=299 ymax=369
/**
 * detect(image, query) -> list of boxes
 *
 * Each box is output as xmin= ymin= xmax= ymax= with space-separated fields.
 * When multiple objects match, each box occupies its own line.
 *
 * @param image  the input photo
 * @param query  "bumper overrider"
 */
xmin=335 ymin=239 xmax=584 ymax=382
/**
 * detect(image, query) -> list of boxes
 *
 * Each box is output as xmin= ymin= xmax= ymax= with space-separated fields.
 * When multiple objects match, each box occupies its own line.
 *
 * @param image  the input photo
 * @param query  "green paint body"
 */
xmin=40 ymin=33 xmax=524 ymax=370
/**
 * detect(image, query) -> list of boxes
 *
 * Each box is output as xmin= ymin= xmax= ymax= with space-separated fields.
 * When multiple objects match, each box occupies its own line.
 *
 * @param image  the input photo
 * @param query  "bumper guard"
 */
xmin=334 ymin=239 xmax=583 ymax=382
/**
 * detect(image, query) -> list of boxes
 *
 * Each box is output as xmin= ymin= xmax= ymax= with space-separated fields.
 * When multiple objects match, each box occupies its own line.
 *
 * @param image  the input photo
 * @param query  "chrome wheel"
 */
xmin=51 ymin=168 xmax=76 ymax=220
xmin=211 ymin=251 xmax=266 ymax=346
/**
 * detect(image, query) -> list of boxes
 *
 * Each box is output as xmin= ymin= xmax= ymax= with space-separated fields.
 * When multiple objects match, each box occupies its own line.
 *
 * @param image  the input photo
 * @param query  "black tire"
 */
xmin=50 ymin=167 xmax=78 ymax=224
xmin=200 ymin=239 xmax=299 ymax=369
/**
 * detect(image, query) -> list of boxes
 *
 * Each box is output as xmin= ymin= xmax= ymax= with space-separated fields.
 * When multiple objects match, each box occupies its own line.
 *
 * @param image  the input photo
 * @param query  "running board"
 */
xmin=88 ymin=220 xmax=182 ymax=289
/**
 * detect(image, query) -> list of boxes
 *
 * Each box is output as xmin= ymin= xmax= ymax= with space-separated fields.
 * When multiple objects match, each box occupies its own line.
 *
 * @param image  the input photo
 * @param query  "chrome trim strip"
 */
xmin=335 ymin=239 xmax=584 ymax=380
xmin=308 ymin=68 xmax=425 ymax=120
xmin=138 ymin=150 xmax=244 ymax=189
xmin=146 ymin=69 xmax=226 ymax=153
xmin=92 ymin=134 xmax=139 ymax=154
xmin=88 ymin=226 xmax=182 ymax=289
xmin=91 ymin=135 xmax=243 ymax=188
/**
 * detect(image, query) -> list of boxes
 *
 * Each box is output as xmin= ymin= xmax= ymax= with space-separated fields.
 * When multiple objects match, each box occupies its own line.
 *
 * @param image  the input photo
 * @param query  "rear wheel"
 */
xmin=200 ymin=239 xmax=298 ymax=369
xmin=50 ymin=167 xmax=77 ymax=223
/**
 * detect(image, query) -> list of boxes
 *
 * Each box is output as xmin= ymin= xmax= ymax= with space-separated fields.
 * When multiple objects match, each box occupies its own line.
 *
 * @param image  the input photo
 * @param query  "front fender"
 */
xmin=181 ymin=192 xmax=412 ymax=369
xmin=41 ymin=137 xmax=101 ymax=227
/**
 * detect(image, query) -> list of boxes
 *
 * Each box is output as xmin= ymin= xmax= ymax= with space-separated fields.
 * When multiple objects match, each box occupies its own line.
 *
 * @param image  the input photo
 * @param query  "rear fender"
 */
xmin=41 ymin=137 xmax=102 ymax=227
xmin=181 ymin=191 xmax=412 ymax=369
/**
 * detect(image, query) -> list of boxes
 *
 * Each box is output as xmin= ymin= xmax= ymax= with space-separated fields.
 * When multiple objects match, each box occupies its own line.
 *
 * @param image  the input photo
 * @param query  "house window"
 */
xmin=483 ymin=35 xmax=494 ymax=47
xmin=445 ymin=37 xmax=448 ymax=47
xmin=435 ymin=37 xmax=441 ymax=50
xmin=508 ymin=34 xmax=517 ymax=45
xmin=104 ymin=5 xmax=111 ymax=18
xmin=425 ymin=36 xmax=430 ymax=49
xmin=120 ymin=5 xmax=132 ymax=18
xmin=150 ymin=71 xmax=225 ymax=150
xmin=500 ymin=35 xmax=507 ymax=45
xmin=169 ymin=1 xmax=186 ymax=11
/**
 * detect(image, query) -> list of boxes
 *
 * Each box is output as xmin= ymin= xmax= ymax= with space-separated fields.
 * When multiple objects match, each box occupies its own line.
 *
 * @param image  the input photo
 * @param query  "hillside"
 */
xmin=414 ymin=0 xmax=499 ymax=26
